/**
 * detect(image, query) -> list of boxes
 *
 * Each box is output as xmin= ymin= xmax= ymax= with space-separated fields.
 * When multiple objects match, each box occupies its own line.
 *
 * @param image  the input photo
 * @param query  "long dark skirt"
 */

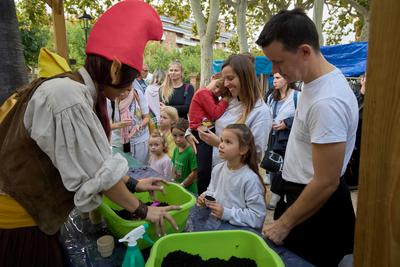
xmin=0 ymin=226 xmax=65 ymax=267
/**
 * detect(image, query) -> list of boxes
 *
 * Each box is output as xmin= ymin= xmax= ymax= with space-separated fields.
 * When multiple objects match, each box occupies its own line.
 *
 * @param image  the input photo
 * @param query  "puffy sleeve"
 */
xmin=24 ymin=83 xmax=128 ymax=212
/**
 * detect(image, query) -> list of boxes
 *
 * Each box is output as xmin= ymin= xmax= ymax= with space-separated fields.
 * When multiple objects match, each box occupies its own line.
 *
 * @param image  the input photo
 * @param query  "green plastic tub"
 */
xmin=98 ymin=183 xmax=196 ymax=249
xmin=145 ymin=230 xmax=284 ymax=267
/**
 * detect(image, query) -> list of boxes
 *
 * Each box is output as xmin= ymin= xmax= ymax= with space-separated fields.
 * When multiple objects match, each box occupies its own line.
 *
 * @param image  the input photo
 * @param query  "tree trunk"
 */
xmin=0 ymin=0 xmax=28 ymax=105
xmin=313 ymin=0 xmax=324 ymax=46
xmin=235 ymin=0 xmax=249 ymax=53
xmin=190 ymin=0 xmax=220 ymax=87
xmin=359 ymin=15 xmax=369 ymax=41
xmin=354 ymin=0 xmax=400 ymax=266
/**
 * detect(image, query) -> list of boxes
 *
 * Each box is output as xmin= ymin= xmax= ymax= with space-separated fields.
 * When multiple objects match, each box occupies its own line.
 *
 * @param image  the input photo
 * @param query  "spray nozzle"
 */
xmin=119 ymin=224 xmax=154 ymax=247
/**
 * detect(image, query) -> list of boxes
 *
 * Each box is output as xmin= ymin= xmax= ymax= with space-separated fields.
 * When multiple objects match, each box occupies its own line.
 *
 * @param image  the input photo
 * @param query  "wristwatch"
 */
xmin=126 ymin=176 xmax=138 ymax=192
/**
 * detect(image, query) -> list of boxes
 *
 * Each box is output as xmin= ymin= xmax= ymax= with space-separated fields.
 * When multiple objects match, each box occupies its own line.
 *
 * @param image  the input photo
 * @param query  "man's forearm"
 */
xmin=279 ymin=177 xmax=339 ymax=229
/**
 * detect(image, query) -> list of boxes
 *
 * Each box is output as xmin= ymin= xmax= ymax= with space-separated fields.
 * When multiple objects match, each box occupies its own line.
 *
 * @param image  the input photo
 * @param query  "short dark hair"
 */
xmin=171 ymin=118 xmax=189 ymax=133
xmin=256 ymin=8 xmax=320 ymax=53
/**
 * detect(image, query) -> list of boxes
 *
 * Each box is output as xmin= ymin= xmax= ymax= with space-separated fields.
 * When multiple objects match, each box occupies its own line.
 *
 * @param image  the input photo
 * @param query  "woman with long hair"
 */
xmin=0 ymin=2 xmax=179 ymax=266
xmin=196 ymin=54 xmax=272 ymax=169
xmin=159 ymin=60 xmax=194 ymax=118
xmin=265 ymin=72 xmax=299 ymax=209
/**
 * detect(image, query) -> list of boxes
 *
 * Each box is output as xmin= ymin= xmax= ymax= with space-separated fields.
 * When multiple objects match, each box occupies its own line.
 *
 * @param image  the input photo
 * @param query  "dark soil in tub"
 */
xmin=114 ymin=201 xmax=169 ymax=220
xmin=161 ymin=250 xmax=257 ymax=267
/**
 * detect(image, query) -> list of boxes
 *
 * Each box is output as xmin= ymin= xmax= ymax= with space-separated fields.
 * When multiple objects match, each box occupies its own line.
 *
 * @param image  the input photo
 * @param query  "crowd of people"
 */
xmin=0 ymin=1 xmax=364 ymax=267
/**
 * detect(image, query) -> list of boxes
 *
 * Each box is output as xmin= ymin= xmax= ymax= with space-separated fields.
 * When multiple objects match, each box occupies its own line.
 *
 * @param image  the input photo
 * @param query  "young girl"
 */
xmin=188 ymin=124 xmax=266 ymax=233
xmin=171 ymin=118 xmax=198 ymax=195
xmin=159 ymin=106 xmax=178 ymax=158
xmin=148 ymin=132 xmax=174 ymax=180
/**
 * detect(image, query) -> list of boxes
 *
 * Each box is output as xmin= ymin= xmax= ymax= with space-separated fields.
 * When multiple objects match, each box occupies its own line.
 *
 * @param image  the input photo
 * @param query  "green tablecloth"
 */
xmin=112 ymin=147 xmax=142 ymax=168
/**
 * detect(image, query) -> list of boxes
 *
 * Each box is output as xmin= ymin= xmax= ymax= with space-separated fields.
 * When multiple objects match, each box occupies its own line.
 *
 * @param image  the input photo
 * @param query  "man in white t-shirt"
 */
xmin=256 ymin=9 xmax=358 ymax=267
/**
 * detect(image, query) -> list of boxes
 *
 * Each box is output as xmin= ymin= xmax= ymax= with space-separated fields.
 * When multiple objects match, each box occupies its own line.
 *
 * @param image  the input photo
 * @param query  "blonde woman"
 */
xmin=160 ymin=60 xmax=194 ymax=118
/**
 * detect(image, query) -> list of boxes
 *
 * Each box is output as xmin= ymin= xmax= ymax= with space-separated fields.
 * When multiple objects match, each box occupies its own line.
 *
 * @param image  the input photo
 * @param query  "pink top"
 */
xmin=149 ymin=153 xmax=174 ymax=180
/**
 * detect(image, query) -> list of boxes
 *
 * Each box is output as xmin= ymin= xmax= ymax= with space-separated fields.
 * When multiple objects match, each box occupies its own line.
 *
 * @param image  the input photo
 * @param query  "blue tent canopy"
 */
xmin=212 ymin=42 xmax=367 ymax=77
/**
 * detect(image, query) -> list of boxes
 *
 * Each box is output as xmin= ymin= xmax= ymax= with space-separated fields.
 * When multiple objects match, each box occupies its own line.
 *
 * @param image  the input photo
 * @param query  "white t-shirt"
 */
xmin=212 ymin=98 xmax=272 ymax=166
xmin=282 ymin=68 xmax=358 ymax=184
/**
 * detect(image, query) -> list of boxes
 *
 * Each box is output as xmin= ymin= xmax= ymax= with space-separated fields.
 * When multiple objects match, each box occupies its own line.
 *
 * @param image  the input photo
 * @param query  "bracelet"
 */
xmin=132 ymin=200 xmax=148 ymax=220
xmin=126 ymin=177 xmax=138 ymax=192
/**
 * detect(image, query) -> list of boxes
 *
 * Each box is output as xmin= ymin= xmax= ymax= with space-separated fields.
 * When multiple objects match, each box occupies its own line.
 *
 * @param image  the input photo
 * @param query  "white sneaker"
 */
xmin=267 ymin=193 xmax=280 ymax=210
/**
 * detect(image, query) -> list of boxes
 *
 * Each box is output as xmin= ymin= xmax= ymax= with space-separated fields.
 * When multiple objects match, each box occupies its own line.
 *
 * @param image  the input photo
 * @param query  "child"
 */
xmin=148 ymin=132 xmax=174 ymax=180
xmin=188 ymin=74 xmax=231 ymax=194
xmin=159 ymin=106 xmax=179 ymax=158
xmin=171 ymin=118 xmax=198 ymax=195
xmin=189 ymin=124 xmax=266 ymax=233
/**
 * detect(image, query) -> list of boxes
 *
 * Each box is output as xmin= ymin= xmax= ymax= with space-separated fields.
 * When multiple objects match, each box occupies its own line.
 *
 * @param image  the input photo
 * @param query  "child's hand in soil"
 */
xmin=197 ymin=193 xmax=206 ymax=207
xmin=207 ymin=201 xmax=223 ymax=219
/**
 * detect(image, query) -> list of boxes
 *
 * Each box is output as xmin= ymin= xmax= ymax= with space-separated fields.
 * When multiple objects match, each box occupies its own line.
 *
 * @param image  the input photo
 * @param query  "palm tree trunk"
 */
xmin=0 ymin=0 xmax=28 ymax=105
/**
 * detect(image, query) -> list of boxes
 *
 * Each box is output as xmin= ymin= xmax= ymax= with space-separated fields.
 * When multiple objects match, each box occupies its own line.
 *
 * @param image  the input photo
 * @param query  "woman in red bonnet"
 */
xmin=0 ymin=1 xmax=179 ymax=266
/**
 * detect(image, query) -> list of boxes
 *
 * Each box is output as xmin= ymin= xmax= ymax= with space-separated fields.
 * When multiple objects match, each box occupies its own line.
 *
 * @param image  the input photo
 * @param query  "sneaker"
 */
xmin=267 ymin=193 xmax=280 ymax=210
xmin=263 ymin=173 xmax=271 ymax=185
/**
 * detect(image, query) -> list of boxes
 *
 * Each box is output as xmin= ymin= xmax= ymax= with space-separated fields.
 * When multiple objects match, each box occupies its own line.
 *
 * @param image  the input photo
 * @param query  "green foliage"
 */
xmin=66 ymin=22 xmax=87 ymax=68
xmin=146 ymin=0 xmax=191 ymax=24
xmin=18 ymin=20 xmax=50 ymax=68
xmin=144 ymin=42 xmax=230 ymax=81
xmin=324 ymin=0 xmax=370 ymax=44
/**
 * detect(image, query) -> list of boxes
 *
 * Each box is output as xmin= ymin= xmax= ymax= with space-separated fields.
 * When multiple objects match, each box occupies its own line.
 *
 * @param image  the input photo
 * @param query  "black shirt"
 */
xmin=167 ymin=83 xmax=194 ymax=118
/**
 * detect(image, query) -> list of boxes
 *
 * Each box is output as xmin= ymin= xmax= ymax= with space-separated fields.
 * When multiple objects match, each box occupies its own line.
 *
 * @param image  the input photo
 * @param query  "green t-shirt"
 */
xmin=172 ymin=146 xmax=198 ymax=195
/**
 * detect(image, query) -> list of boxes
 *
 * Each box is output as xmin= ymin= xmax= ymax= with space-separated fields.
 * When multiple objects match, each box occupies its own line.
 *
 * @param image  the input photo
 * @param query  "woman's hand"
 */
xmin=197 ymin=193 xmax=206 ymax=207
xmin=198 ymin=128 xmax=220 ymax=147
xmin=272 ymin=121 xmax=287 ymax=131
xmin=128 ymin=125 xmax=140 ymax=139
xmin=119 ymin=119 xmax=132 ymax=129
xmin=207 ymin=201 xmax=223 ymax=219
xmin=146 ymin=205 xmax=181 ymax=236
xmin=186 ymin=134 xmax=199 ymax=154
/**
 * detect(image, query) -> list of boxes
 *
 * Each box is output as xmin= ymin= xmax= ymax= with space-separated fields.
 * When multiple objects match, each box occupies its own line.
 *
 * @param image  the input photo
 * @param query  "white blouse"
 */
xmin=23 ymin=68 xmax=128 ymax=212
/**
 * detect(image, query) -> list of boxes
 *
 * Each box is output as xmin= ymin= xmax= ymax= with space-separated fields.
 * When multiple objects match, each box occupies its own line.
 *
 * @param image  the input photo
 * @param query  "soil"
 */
xmin=115 ymin=201 xmax=169 ymax=220
xmin=161 ymin=250 xmax=257 ymax=267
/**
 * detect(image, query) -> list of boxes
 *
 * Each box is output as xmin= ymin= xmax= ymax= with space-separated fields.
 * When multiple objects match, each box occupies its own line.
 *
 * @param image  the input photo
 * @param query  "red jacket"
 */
xmin=188 ymin=88 xmax=229 ymax=129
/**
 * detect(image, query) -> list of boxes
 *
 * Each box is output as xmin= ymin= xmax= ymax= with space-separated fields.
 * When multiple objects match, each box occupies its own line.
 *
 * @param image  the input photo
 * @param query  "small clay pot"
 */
xmin=97 ymin=235 xmax=114 ymax=258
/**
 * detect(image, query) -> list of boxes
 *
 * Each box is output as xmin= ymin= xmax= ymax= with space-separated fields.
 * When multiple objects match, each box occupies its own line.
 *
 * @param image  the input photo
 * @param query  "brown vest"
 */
xmin=0 ymin=72 xmax=85 ymax=235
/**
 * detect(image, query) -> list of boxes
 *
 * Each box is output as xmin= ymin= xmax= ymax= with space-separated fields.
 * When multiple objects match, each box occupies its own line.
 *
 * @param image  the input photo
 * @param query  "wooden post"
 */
xmin=354 ymin=0 xmax=400 ymax=266
xmin=46 ymin=0 xmax=68 ymax=60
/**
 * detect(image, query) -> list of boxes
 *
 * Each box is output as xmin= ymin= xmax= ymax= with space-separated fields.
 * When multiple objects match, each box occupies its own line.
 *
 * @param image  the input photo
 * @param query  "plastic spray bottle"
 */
xmin=119 ymin=224 xmax=154 ymax=267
